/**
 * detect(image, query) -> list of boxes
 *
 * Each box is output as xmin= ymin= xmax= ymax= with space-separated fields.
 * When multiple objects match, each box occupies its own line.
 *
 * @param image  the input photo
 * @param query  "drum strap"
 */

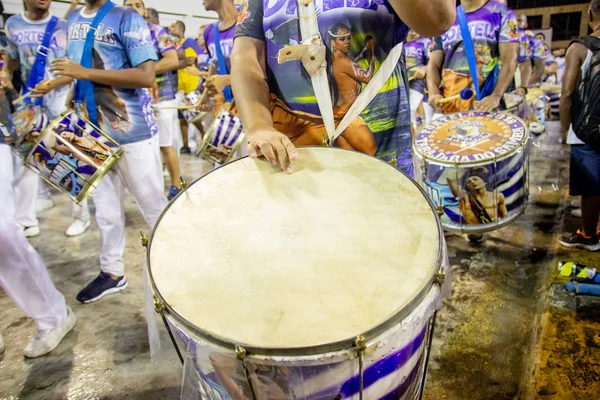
xmin=294 ymin=0 xmax=403 ymax=146
xmin=24 ymin=15 xmax=59 ymax=106
xmin=212 ymin=23 xmax=234 ymax=103
xmin=73 ymin=1 xmax=116 ymax=126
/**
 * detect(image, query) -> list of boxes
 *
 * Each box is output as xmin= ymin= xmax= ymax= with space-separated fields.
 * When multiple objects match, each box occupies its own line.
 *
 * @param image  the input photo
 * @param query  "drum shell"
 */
xmin=22 ymin=109 xmax=123 ymax=204
xmin=413 ymin=145 xmax=529 ymax=234
xmin=12 ymin=105 xmax=49 ymax=157
xmin=197 ymin=106 xmax=246 ymax=165
xmin=182 ymin=91 xmax=204 ymax=123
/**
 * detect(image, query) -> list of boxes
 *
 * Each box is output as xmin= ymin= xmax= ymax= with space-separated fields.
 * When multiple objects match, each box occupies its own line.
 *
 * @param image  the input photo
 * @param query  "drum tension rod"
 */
xmin=355 ymin=335 xmax=366 ymax=400
xmin=235 ymin=345 xmax=258 ymax=400
xmin=436 ymin=270 xmax=446 ymax=285
xmin=140 ymin=231 xmax=148 ymax=247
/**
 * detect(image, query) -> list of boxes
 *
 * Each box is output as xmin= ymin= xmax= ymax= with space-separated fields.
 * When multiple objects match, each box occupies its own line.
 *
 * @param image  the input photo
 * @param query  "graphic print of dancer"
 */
xmin=328 ymin=23 xmax=376 ymax=155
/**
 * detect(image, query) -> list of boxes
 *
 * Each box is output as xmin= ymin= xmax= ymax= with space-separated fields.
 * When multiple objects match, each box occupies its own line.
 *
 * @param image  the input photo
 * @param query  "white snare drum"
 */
xmin=503 ymin=92 xmax=525 ymax=117
xmin=181 ymin=90 xmax=205 ymax=124
xmin=413 ymin=111 xmax=530 ymax=234
xmin=541 ymin=84 xmax=561 ymax=118
xmin=147 ymin=147 xmax=446 ymax=399
xmin=12 ymin=105 xmax=49 ymax=157
xmin=197 ymin=107 xmax=245 ymax=165
xmin=23 ymin=109 xmax=123 ymax=204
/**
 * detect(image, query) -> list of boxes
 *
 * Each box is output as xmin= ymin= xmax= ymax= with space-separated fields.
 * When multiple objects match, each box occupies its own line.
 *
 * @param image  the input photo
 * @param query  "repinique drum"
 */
xmin=181 ymin=90 xmax=206 ymax=124
xmin=12 ymin=105 xmax=49 ymax=157
xmin=503 ymin=92 xmax=525 ymax=117
xmin=525 ymin=88 xmax=546 ymax=135
xmin=197 ymin=106 xmax=245 ymax=165
xmin=413 ymin=111 xmax=530 ymax=234
xmin=23 ymin=109 xmax=123 ymax=204
xmin=541 ymin=84 xmax=561 ymax=119
xmin=147 ymin=147 xmax=447 ymax=399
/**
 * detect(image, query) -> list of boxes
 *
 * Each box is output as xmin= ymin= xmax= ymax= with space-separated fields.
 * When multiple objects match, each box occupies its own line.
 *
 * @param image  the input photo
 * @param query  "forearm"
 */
xmin=427 ymin=64 xmax=442 ymax=96
xmin=518 ymin=61 xmax=532 ymax=89
xmin=155 ymin=57 xmax=179 ymax=75
xmin=3 ymin=55 xmax=18 ymax=77
xmin=51 ymin=76 xmax=74 ymax=89
xmin=529 ymin=59 xmax=545 ymax=85
xmin=86 ymin=66 xmax=155 ymax=88
xmin=388 ymin=0 xmax=455 ymax=37
xmin=231 ymin=41 xmax=273 ymax=134
xmin=560 ymin=94 xmax=572 ymax=133
xmin=492 ymin=55 xmax=517 ymax=97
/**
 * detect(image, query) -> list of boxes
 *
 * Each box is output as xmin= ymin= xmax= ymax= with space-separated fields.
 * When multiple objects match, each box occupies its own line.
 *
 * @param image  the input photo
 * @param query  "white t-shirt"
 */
xmin=567 ymin=50 xmax=592 ymax=145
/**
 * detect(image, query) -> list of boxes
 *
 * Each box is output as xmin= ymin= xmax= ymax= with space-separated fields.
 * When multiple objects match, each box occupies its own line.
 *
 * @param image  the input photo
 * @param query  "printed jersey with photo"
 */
xmin=530 ymin=35 xmax=546 ymax=60
xmin=405 ymin=36 xmax=431 ymax=93
xmin=235 ymin=0 xmax=413 ymax=172
xmin=149 ymin=22 xmax=177 ymax=103
xmin=5 ymin=13 xmax=70 ymax=118
xmin=204 ymin=22 xmax=235 ymax=72
xmin=433 ymin=0 xmax=519 ymax=82
xmin=66 ymin=6 xmax=158 ymax=145
xmin=517 ymin=27 xmax=531 ymax=63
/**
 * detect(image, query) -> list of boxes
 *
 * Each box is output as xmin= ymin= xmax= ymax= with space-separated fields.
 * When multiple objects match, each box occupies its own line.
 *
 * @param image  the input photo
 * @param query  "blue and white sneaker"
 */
xmin=167 ymin=186 xmax=181 ymax=201
xmin=76 ymin=272 xmax=128 ymax=304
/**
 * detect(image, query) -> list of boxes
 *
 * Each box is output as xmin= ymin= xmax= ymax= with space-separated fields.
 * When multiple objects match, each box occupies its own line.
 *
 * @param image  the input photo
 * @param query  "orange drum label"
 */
xmin=414 ymin=111 xmax=527 ymax=163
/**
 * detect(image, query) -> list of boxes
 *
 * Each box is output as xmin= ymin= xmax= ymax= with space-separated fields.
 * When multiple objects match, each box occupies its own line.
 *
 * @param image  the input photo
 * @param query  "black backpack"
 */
xmin=571 ymin=35 xmax=600 ymax=152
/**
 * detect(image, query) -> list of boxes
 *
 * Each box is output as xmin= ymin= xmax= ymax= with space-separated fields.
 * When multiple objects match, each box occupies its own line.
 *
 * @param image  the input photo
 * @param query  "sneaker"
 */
xmin=570 ymin=199 xmax=582 ymax=208
xmin=65 ymin=219 xmax=90 ymax=237
xmin=180 ymin=146 xmax=191 ymax=154
xmin=76 ymin=272 xmax=128 ymax=304
xmin=23 ymin=225 xmax=40 ymax=238
xmin=571 ymin=208 xmax=582 ymax=218
xmin=0 ymin=332 xmax=4 ymax=354
xmin=167 ymin=186 xmax=181 ymax=201
xmin=23 ymin=306 xmax=76 ymax=358
xmin=559 ymin=230 xmax=600 ymax=251
xmin=35 ymin=197 xmax=55 ymax=213
xmin=467 ymin=234 xmax=484 ymax=243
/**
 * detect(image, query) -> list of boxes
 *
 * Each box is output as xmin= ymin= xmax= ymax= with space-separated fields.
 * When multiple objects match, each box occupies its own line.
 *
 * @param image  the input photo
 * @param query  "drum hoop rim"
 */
xmin=413 ymin=111 xmax=530 ymax=166
xmin=146 ymin=146 xmax=445 ymax=357
xmin=22 ymin=109 xmax=123 ymax=203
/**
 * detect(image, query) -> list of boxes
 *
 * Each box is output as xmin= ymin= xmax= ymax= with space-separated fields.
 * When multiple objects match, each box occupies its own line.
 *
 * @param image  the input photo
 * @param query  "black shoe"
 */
xmin=559 ymin=230 xmax=600 ymax=252
xmin=467 ymin=234 xmax=484 ymax=243
xmin=77 ymin=272 xmax=128 ymax=304
xmin=180 ymin=146 xmax=191 ymax=154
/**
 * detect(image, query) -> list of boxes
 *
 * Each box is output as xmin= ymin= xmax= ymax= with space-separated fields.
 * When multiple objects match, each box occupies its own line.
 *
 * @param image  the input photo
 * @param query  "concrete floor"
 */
xmin=1 ymin=123 xmax=598 ymax=400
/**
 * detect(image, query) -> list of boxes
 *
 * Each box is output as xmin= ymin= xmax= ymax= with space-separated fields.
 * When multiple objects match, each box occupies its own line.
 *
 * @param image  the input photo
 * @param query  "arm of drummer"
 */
xmin=388 ymin=0 xmax=455 ymax=37
xmin=1 ymin=53 xmax=19 ymax=90
xmin=155 ymin=49 xmax=179 ymax=75
xmin=560 ymin=43 xmax=586 ymax=140
xmin=474 ymin=42 xmax=518 ymax=112
xmin=517 ymin=60 xmax=532 ymax=94
xmin=528 ymin=58 xmax=546 ymax=86
xmin=426 ymin=49 xmax=445 ymax=111
xmin=50 ymin=58 xmax=156 ymax=88
xmin=231 ymin=36 xmax=297 ymax=173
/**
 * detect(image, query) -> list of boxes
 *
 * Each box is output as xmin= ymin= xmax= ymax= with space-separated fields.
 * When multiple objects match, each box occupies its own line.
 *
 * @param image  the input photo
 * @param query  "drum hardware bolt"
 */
xmin=436 ymin=272 xmax=446 ymax=284
xmin=437 ymin=205 xmax=444 ymax=216
xmin=354 ymin=335 xmax=366 ymax=350
xmin=310 ymin=56 xmax=315 ymax=60
xmin=153 ymin=297 xmax=165 ymax=313
xmin=140 ymin=231 xmax=148 ymax=247
xmin=180 ymin=177 xmax=188 ymax=190
xmin=235 ymin=345 xmax=247 ymax=360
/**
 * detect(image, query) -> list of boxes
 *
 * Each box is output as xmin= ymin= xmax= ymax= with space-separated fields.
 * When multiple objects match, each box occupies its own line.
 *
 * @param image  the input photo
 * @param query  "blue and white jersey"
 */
xmin=4 ymin=13 xmax=70 ymax=118
xmin=67 ymin=6 xmax=158 ymax=145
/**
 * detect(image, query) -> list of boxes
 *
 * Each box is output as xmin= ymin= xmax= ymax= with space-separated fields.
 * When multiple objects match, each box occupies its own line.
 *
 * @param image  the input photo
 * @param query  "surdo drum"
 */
xmin=22 ymin=109 xmax=123 ymax=204
xmin=413 ymin=111 xmax=530 ymax=234
xmin=147 ymin=147 xmax=448 ymax=399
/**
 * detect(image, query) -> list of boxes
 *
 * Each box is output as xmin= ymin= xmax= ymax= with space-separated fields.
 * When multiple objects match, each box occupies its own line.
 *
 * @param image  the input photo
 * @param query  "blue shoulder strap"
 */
xmin=74 ymin=1 xmax=116 ymax=126
xmin=25 ymin=15 xmax=59 ymax=105
xmin=212 ymin=23 xmax=233 ymax=103
xmin=457 ymin=5 xmax=481 ymax=101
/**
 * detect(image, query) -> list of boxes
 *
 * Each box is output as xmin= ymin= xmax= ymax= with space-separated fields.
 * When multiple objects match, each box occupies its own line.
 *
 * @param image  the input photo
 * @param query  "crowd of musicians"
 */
xmin=0 ymin=0 xmax=598 ymax=369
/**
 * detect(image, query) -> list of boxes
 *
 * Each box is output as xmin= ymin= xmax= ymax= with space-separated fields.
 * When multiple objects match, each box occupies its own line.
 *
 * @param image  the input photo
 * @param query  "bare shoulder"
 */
xmin=566 ymin=41 xmax=589 ymax=62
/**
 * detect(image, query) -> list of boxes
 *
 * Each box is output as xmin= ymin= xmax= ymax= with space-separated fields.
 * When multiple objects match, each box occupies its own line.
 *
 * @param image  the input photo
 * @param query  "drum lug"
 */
xmin=235 ymin=345 xmax=247 ymax=360
xmin=435 ymin=272 xmax=446 ymax=285
xmin=153 ymin=296 xmax=165 ymax=313
xmin=437 ymin=205 xmax=444 ymax=216
xmin=354 ymin=335 xmax=366 ymax=400
xmin=140 ymin=231 xmax=148 ymax=247
xmin=180 ymin=177 xmax=188 ymax=190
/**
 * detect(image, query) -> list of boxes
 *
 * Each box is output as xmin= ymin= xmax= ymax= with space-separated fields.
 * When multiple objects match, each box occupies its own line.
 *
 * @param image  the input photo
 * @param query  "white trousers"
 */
xmin=13 ymin=157 xmax=39 ymax=228
xmin=156 ymin=99 xmax=182 ymax=148
xmin=409 ymin=89 xmax=424 ymax=126
xmin=0 ymin=144 xmax=67 ymax=331
xmin=38 ymin=180 xmax=91 ymax=221
xmin=91 ymin=136 xmax=167 ymax=277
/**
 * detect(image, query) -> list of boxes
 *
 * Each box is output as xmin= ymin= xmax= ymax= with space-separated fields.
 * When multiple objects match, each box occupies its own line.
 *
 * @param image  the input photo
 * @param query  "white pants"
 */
xmin=92 ymin=136 xmax=167 ymax=277
xmin=38 ymin=180 xmax=91 ymax=221
xmin=0 ymin=144 xmax=67 ymax=331
xmin=156 ymin=99 xmax=182 ymax=148
xmin=409 ymin=89 xmax=424 ymax=127
xmin=423 ymin=102 xmax=434 ymax=124
xmin=13 ymin=157 xmax=39 ymax=228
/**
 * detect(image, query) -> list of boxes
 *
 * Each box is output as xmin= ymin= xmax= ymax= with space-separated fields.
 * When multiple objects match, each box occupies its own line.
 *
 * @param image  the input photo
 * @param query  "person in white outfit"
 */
xmin=0 ymin=87 xmax=76 ymax=358
xmin=2 ymin=0 xmax=92 ymax=238
xmin=48 ymin=0 xmax=168 ymax=303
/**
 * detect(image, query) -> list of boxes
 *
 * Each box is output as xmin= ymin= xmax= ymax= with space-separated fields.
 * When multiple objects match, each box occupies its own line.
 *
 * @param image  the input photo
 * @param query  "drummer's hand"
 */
xmin=247 ymin=128 xmax=298 ymax=174
xmin=513 ymin=87 xmax=527 ymax=97
xmin=413 ymin=67 xmax=426 ymax=80
xmin=474 ymin=93 xmax=501 ymax=112
xmin=30 ymin=80 xmax=55 ymax=98
xmin=428 ymin=93 xmax=443 ymax=111
xmin=205 ymin=75 xmax=231 ymax=96
xmin=0 ymin=71 xmax=14 ymax=90
xmin=50 ymin=59 xmax=89 ymax=80
xmin=196 ymin=102 xmax=212 ymax=112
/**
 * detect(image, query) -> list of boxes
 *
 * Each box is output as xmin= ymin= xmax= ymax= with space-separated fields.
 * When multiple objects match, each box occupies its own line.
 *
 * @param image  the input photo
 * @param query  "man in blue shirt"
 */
xmin=50 ymin=0 xmax=168 ymax=303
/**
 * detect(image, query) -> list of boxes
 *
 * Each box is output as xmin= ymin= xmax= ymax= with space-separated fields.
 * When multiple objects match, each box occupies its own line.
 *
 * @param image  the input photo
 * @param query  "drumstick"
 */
xmin=12 ymin=79 xmax=58 ymax=105
xmin=438 ymin=88 xmax=474 ymax=105
xmin=157 ymin=88 xmax=209 ymax=110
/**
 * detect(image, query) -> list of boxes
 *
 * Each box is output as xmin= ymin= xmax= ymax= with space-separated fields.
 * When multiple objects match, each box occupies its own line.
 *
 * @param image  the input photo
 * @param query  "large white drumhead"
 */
xmin=150 ymin=147 xmax=440 ymax=349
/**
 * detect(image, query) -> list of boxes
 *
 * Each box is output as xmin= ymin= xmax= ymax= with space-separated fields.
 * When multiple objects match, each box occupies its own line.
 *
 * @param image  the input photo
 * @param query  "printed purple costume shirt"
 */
xmin=433 ymin=0 xmax=519 ymax=82
xmin=405 ymin=37 xmax=431 ymax=93
xmin=203 ymin=23 xmax=236 ymax=72
xmin=149 ymin=22 xmax=177 ymax=102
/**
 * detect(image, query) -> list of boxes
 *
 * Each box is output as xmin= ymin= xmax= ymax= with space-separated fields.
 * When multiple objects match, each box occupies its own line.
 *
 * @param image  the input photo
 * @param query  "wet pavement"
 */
xmin=1 ymin=123 xmax=598 ymax=399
